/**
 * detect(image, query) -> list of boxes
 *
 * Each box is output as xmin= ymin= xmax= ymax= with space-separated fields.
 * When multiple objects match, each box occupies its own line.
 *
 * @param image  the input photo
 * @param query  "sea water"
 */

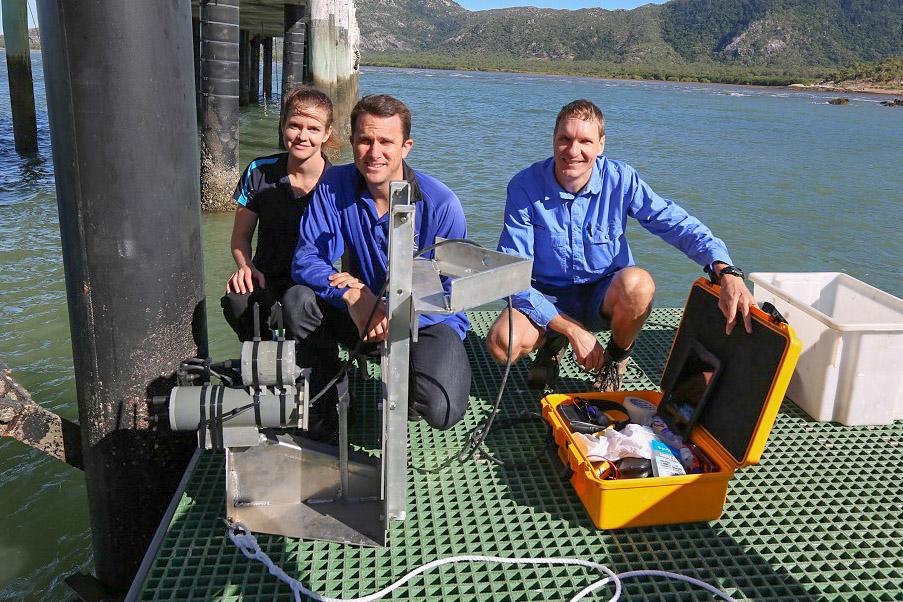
xmin=1 ymin=56 xmax=902 ymax=598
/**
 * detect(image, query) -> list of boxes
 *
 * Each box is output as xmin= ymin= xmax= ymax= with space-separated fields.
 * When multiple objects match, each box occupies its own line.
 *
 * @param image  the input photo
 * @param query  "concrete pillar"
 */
xmin=262 ymin=37 xmax=273 ymax=100
xmin=35 ymin=0 xmax=205 ymax=593
xmin=249 ymin=35 xmax=260 ymax=104
xmin=309 ymin=0 xmax=336 ymax=99
xmin=238 ymin=28 xmax=250 ymax=106
xmin=2 ymin=0 xmax=38 ymax=154
xmin=332 ymin=0 xmax=360 ymax=141
xmin=282 ymin=3 xmax=306 ymax=93
xmin=200 ymin=0 xmax=240 ymax=212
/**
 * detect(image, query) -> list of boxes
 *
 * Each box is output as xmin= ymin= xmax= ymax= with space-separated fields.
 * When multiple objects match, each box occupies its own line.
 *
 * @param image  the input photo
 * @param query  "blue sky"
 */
xmin=457 ymin=1 xmax=666 ymax=9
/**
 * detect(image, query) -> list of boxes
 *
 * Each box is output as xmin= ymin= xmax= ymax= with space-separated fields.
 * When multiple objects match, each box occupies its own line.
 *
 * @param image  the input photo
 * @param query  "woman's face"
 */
xmin=282 ymin=106 xmax=332 ymax=163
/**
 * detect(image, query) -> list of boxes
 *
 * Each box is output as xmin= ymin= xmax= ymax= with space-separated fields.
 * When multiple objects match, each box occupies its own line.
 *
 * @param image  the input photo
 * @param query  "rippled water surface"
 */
xmin=1 ymin=55 xmax=902 ymax=598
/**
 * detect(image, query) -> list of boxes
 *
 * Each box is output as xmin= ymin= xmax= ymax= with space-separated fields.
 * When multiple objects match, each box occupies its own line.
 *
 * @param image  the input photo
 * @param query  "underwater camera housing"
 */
xmin=161 ymin=181 xmax=533 ymax=547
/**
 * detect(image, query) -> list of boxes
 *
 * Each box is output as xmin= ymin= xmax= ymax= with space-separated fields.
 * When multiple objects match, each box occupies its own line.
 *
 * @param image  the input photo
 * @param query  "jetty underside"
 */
xmin=132 ymin=309 xmax=903 ymax=601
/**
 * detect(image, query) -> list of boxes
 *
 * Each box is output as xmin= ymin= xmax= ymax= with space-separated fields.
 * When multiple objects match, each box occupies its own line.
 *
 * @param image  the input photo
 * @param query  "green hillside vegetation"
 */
xmin=827 ymin=57 xmax=903 ymax=85
xmin=357 ymin=0 xmax=903 ymax=87
xmin=366 ymin=51 xmax=825 ymax=86
xmin=0 ymin=28 xmax=41 ymax=50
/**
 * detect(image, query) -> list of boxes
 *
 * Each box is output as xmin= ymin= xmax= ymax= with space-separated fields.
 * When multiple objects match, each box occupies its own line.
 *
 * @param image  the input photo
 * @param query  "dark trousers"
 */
xmin=221 ymin=279 xmax=303 ymax=341
xmin=282 ymin=285 xmax=472 ymax=430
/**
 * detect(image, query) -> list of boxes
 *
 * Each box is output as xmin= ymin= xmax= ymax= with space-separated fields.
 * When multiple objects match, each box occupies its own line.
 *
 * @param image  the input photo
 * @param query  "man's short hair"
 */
xmin=554 ymin=99 xmax=605 ymax=138
xmin=351 ymin=94 xmax=412 ymax=140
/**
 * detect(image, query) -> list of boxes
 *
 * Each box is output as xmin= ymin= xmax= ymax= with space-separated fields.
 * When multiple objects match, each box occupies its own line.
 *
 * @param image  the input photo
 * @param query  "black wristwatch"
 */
xmin=706 ymin=263 xmax=744 ymax=284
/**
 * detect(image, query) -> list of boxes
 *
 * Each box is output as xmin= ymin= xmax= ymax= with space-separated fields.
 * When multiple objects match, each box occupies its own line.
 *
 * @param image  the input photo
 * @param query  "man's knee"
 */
xmin=486 ymin=310 xmax=538 ymax=365
xmin=616 ymin=268 xmax=656 ymax=310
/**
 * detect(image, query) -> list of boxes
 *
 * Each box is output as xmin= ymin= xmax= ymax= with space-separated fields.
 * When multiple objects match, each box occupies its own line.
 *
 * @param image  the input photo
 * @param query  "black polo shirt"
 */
xmin=234 ymin=152 xmax=331 ymax=282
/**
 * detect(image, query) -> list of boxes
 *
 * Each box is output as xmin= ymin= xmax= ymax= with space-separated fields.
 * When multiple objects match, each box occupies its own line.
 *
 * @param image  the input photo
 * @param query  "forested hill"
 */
xmin=357 ymin=0 xmax=903 ymax=70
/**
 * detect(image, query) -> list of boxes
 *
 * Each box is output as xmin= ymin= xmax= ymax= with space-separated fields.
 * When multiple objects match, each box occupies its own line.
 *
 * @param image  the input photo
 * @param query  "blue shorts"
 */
xmin=534 ymin=273 xmax=616 ymax=331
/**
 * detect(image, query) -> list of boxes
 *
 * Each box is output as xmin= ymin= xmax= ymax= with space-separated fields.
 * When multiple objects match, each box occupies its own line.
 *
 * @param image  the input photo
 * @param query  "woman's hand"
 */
xmin=226 ymin=265 xmax=266 ymax=295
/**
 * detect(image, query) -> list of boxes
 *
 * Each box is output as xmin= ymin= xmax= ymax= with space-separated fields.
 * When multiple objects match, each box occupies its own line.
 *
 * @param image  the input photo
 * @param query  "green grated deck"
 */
xmin=137 ymin=309 xmax=903 ymax=601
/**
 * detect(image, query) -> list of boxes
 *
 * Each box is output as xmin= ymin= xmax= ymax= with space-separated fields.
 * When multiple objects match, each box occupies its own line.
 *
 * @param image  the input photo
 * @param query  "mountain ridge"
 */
xmin=356 ymin=0 xmax=903 ymax=71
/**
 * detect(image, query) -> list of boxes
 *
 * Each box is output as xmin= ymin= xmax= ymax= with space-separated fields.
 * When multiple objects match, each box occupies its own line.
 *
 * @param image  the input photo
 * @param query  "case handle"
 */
xmin=759 ymin=301 xmax=788 ymax=325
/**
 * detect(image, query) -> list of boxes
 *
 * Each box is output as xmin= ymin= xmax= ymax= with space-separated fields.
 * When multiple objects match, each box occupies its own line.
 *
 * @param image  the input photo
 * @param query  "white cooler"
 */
xmin=749 ymin=272 xmax=903 ymax=425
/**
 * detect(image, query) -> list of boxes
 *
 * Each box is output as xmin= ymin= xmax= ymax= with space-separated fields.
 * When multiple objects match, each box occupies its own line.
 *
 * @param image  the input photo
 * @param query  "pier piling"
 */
xmin=36 ymin=0 xmax=206 ymax=594
xmin=262 ymin=36 xmax=273 ymax=101
xmin=250 ymin=35 xmax=260 ymax=104
xmin=199 ymin=0 xmax=240 ymax=211
xmin=309 ymin=0 xmax=359 ymax=140
xmin=282 ymin=3 xmax=306 ymax=92
xmin=2 ymin=0 xmax=38 ymax=154
xmin=239 ymin=28 xmax=250 ymax=106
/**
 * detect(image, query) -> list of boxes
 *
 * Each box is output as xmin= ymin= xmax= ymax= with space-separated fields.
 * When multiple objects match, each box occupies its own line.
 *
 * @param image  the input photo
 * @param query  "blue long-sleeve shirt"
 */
xmin=292 ymin=162 xmax=470 ymax=340
xmin=497 ymin=156 xmax=733 ymax=328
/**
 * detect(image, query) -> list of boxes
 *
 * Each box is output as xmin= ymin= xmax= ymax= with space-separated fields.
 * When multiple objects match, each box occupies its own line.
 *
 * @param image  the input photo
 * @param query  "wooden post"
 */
xmin=35 ymin=0 xmax=205 ymax=593
xmin=2 ymin=0 xmax=38 ymax=154
xmin=199 ymin=0 xmax=240 ymax=211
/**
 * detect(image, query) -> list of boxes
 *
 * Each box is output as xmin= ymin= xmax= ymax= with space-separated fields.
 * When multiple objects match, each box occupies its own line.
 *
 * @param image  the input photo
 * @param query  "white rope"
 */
xmin=226 ymin=522 xmax=736 ymax=602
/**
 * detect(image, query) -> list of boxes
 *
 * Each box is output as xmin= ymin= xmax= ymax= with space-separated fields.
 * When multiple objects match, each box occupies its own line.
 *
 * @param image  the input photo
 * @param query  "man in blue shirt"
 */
xmin=284 ymin=95 xmax=471 ymax=436
xmin=488 ymin=99 xmax=754 ymax=391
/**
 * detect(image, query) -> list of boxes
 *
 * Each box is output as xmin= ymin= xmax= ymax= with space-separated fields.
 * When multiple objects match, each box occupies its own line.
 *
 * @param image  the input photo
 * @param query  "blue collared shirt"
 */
xmin=292 ymin=163 xmax=470 ymax=340
xmin=497 ymin=156 xmax=733 ymax=328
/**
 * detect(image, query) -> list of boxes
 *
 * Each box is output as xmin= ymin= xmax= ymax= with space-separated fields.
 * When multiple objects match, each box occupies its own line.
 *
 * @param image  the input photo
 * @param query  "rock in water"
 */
xmin=827 ymin=98 xmax=849 ymax=105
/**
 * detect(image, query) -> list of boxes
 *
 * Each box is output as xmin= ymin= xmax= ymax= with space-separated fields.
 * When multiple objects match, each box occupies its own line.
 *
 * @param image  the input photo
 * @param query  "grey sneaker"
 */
xmin=593 ymin=352 xmax=630 ymax=392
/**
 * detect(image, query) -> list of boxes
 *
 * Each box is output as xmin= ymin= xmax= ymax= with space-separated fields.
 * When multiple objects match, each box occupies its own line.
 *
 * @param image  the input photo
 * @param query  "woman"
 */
xmin=221 ymin=86 xmax=336 ymax=340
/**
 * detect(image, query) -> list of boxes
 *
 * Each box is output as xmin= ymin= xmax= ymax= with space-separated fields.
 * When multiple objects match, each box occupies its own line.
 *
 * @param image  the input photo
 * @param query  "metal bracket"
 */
xmin=383 ymin=181 xmax=415 ymax=525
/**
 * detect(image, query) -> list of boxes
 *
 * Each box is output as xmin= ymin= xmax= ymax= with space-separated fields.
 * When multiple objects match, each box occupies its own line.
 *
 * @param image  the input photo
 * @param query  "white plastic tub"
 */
xmin=749 ymin=272 xmax=903 ymax=425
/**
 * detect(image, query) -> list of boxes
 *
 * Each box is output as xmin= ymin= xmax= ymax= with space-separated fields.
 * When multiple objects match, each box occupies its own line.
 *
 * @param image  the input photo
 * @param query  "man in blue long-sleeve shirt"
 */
xmin=285 ymin=95 xmax=471 ymax=435
xmin=487 ymin=99 xmax=755 ymax=391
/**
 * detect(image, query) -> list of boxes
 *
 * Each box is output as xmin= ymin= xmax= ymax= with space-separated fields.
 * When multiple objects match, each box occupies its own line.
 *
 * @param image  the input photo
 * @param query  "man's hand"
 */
xmin=565 ymin=325 xmax=605 ymax=372
xmin=226 ymin=265 xmax=265 ymax=295
xmin=718 ymin=274 xmax=755 ymax=335
xmin=343 ymin=286 xmax=389 ymax=342
xmin=329 ymin=271 xmax=365 ymax=291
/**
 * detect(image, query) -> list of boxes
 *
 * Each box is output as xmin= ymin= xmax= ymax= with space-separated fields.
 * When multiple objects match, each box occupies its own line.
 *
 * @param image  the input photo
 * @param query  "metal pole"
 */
xmin=262 ymin=36 xmax=273 ymax=100
xmin=239 ymin=28 xmax=249 ymax=106
xmin=35 ymin=0 xmax=205 ymax=594
xmin=199 ymin=0 xmax=240 ymax=212
xmin=2 ymin=0 xmax=38 ymax=154
xmin=282 ymin=3 xmax=305 ymax=93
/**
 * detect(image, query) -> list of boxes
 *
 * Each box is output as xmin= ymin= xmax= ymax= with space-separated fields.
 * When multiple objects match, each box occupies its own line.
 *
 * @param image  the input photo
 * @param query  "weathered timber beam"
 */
xmin=0 ymin=362 xmax=83 ymax=470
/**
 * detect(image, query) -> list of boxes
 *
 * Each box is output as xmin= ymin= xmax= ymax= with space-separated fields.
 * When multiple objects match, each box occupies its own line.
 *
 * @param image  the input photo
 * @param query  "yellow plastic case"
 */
xmin=542 ymin=278 xmax=802 ymax=529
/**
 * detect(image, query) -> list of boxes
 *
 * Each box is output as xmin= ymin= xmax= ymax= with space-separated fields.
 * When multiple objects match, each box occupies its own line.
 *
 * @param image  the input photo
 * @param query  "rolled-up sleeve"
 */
xmin=292 ymin=183 xmax=347 ymax=307
xmin=625 ymin=167 xmax=733 ymax=269
xmin=497 ymin=180 xmax=560 ymax=328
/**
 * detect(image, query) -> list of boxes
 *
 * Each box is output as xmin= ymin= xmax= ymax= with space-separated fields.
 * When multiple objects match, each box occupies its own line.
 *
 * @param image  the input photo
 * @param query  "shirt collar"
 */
xmin=356 ymin=161 xmax=423 ymax=202
xmin=278 ymin=153 xmax=332 ymax=197
xmin=546 ymin=155 xmax=604 ymax=200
